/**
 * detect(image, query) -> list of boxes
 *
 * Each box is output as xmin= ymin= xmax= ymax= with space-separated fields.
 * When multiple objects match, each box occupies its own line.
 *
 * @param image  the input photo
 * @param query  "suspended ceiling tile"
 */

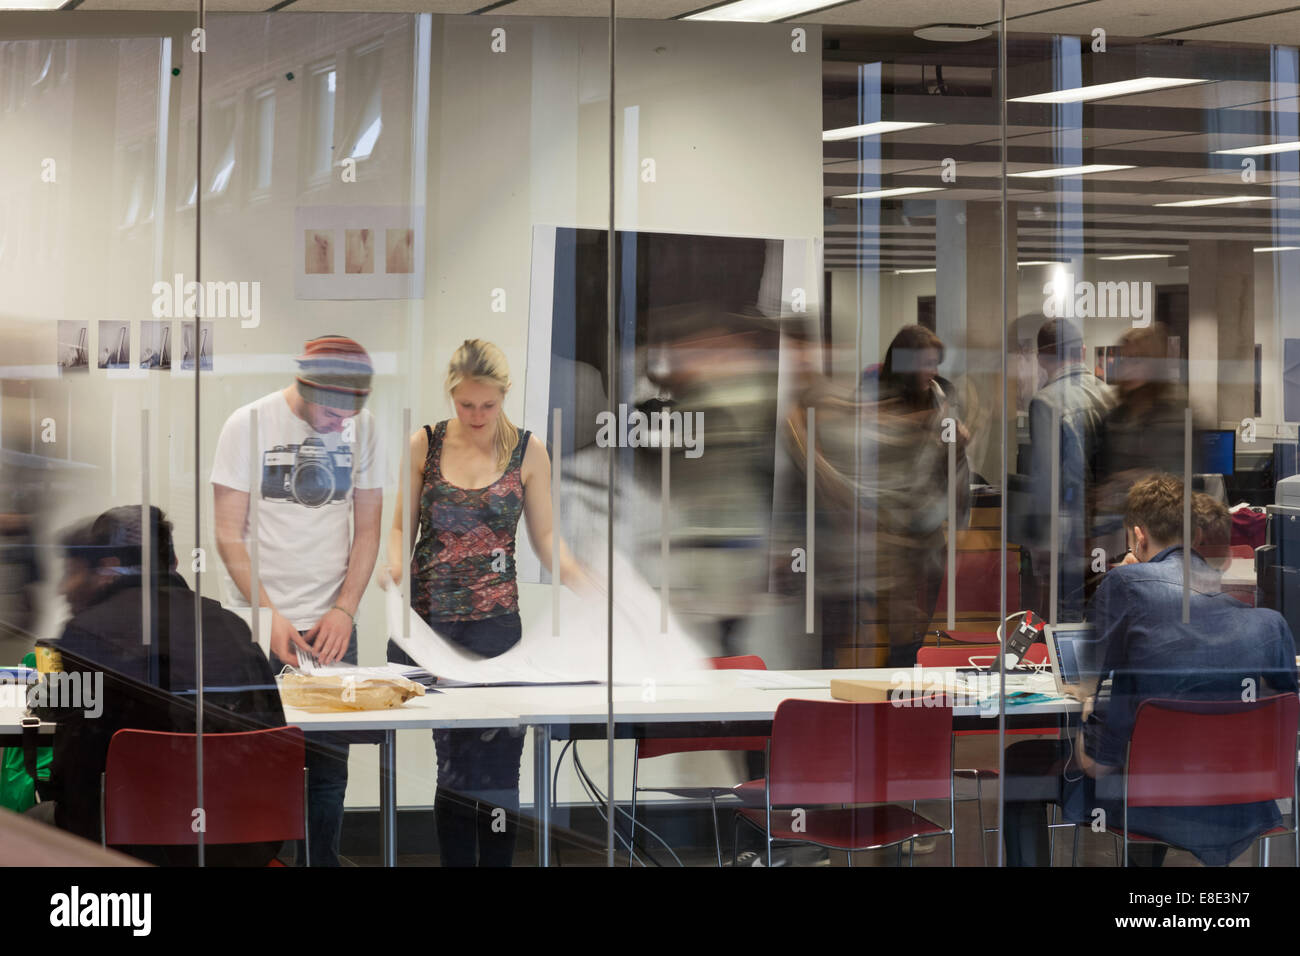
xmin=1007 ymin=0 xmax=1296 ymax=38
xmin=288 ymin=0 xmax=480 ymax=8
xmin=1166 ymin=10 xmax=1300 ymax=44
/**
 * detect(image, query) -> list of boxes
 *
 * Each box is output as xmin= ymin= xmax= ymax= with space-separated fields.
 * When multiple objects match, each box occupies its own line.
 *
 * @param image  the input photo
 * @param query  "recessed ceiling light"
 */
xmin=823 ymin=121 xmax=937 ymax=142
xmin=1017 ymin=260 xmax=1065 ymax=267
xmin=895 ymin=268 xmax=937 ymax=274
xmin=913 ymin=24 xmax=991 ymax=42
xmin=1255 ymin=246 xmax=1300 ymax=252
xmin=835 ymin=187 xmax=945 ymax=200
xmin=684 ymin=0 xmax=847 ymax=22
xmin=1154 ymin=195 xmax=1272 ymax=207
xmin=1009 ymin=164 xmax=1136 ymax=178
xmin=1214 ymin=141 xmax=1300 ymax=156
xmin=0 ymin=1 xmax=62 ymax=7
xmin=1009 ymin=77 xmax=1208 ymax=105
xmin=1097 ymin=253 xmax=1174 ymax=260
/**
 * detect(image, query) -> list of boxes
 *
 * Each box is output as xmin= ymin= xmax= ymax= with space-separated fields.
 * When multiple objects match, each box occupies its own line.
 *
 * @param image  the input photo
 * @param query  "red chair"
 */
xmin=1115 ymin=695 xmax=1299 ymax=866
xmin=916 ymin=642 xmax=1056 ymax=864
xmin=101 ymin=726 xmax=307 ymax=866
xmin=630 ymin=655 xmax=769 ymax=866
xmin=934 ymin=630 xmax=1000 ymax=646
xmin=933 ymin=549 xmax=1020 ymax=624
xmin=733 ymin=699 xmax=955 ymax=866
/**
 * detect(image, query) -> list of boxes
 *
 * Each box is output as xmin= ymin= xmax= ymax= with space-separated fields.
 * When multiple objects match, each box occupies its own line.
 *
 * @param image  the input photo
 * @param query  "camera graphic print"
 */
xmin=261 ymin=438 xmax=354 ymax=508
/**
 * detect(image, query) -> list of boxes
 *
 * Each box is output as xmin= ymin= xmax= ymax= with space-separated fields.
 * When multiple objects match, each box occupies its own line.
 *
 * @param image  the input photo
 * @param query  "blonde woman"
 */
xmin=384 ymin=339 xmax=594 ymax=866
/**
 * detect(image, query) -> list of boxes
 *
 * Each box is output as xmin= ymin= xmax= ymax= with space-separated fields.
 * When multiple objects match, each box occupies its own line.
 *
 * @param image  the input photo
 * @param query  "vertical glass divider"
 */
xmin=1184 ymin=407 xmax=1193 ymax=624
xmin=1050 ymin=405 xmax=1060 ymax=626
xmin=947 ymin=422 xmax=956 ymax=630
xmin=552 ymin=407 xmax=562 ymax=637
xmin=660 ymin=414 xmax=669 ymax=634
xmin=806 ymin=406 xmax=815 ymax=634
xmin=401 ymin=408 xmax=411 ymax=640
xmin=141 ymin=409 xmax=152 ymax=646
xmin=248 ymin=406 xmax=259 ymax=646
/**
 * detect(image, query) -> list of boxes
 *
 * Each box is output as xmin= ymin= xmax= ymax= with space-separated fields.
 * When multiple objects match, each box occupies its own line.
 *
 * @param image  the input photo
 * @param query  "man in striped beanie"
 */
xmin=291 ymin=334 xmax=374 ymax=430
xmin=210 ymin=334 xmax=384 ymax=866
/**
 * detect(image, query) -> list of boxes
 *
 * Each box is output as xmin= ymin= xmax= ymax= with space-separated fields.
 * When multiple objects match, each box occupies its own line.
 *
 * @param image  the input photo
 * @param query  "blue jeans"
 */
xmin=388 ymin=612 xmax=525 ymax=867
xmin=293 ymin=625 xmax=357 ymax=867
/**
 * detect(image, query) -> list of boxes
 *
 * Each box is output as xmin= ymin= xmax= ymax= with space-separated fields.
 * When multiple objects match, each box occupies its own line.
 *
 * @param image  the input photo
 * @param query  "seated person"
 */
xmin=28 ymin=505 xmax=285 ymax=865
xmin=1004 ymin=474 xmax=1298 ymax=867
xmin=1192 ymin=491 xmax=1232 ymax=572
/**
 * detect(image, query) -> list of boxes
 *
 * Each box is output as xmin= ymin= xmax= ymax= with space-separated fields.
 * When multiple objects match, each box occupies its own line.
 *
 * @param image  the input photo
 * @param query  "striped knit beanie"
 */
xmin=296 ymin=336 xmax=373 ymax=412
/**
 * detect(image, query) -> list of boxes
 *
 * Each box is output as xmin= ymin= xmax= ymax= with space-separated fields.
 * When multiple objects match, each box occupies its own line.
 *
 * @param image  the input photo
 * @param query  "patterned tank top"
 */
xmin=411 ymin=421 xmax=530 ymax=622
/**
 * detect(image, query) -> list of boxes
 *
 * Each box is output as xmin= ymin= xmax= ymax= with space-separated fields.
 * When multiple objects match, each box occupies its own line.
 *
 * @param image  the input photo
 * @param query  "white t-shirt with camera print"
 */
xmin=210 ymin=390 xmax=383 ymax=630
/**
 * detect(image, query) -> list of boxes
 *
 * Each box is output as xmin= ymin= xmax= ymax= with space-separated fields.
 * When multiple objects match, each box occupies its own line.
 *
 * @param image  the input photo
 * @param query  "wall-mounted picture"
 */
xmin=140 ymin=320 xmax=172 ymax=370
xmin=345 ymin=228 xmax=374 ymax=274
xmin=180 ymin=321 xmax=213 ymax=371
xmin=57 ymin=321 xmax=89 ymax=373
xmin=98 ymin=320 xmax=130 ymax=369
xmin=295 ymin=205 xmax=424 ymax=300
xmin=305 ymin=229 xmax=334 ymax=274
xmin=385 ymin=228 xmax=414 ymax=274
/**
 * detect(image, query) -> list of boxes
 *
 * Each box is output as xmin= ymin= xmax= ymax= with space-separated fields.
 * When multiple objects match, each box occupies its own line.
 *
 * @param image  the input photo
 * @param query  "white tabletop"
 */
xmin=1 ymin=667 xmax=1080 ymax=735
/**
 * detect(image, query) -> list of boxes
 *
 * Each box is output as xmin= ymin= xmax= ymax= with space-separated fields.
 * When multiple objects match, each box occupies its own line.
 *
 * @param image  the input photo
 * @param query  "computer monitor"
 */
xmin=1196 ymin=429 xmax=1236 ymax=476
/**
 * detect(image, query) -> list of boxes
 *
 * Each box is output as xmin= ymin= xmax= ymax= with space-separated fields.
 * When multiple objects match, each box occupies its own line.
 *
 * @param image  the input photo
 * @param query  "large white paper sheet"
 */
xmin=385 ymin=557 xmax=710 ymax=685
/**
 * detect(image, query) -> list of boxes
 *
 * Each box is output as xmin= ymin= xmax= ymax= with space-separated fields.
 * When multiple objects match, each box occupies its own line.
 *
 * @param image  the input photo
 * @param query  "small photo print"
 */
xmin=57 ymin=321 xmax=89 ymax=373
xmin=305 ymin=229 xmax=334 ymax=275
xmin=140 ymin=320 xmax=172 ymax=370
xmin=180 ymin=321 xmax=213 ymax=371
xmin=98 ymin=320 xmax=130 ymax=369
xmin=345 ymin=228 xmax=375 ymax=274
xmin=385 ymin=228 xmax=414 ymax=274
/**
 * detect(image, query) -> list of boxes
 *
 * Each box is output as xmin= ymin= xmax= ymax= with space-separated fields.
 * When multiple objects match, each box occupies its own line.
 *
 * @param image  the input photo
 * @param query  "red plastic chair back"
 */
xmin=917 ymin=643 xmax=1047 ymax=669
xmin=1126 ymin=695 xmax=1299 ymax=808
xmin=103 ymin=726 xmax=306 ymax=846
xmin=767 ymin=699 xmax=952 ymax=806
xmin=934 ymin=550 xmax=1020 ymax=616
xmin=637 ymin=656 xmax=769 ymax=759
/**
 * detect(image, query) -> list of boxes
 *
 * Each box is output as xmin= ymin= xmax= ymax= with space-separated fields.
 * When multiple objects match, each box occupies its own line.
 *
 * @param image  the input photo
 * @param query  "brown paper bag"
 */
xmin=279 ymin=673 xmax=425 ymax=712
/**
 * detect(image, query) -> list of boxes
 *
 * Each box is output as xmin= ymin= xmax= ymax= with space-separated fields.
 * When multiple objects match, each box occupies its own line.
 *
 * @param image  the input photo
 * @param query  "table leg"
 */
xmin=380 ymin=729 xmax=397 ymax=867
xmin=533 ymin=725 xmax=551 ymax=868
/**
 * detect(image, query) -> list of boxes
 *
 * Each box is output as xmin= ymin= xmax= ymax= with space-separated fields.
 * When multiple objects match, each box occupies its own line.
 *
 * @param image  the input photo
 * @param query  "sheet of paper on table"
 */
xmin=384 ymin=557 xmax=710 ymax=686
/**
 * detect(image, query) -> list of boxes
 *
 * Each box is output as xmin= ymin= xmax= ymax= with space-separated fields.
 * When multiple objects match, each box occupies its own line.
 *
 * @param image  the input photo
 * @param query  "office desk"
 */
xmin=3 ymin=668 xmax=1080 ymax=867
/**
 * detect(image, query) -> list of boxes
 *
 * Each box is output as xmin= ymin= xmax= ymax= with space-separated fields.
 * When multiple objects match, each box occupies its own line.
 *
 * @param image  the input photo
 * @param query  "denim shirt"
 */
xmin=1066 ymin=546 xmax=1300 ymax=865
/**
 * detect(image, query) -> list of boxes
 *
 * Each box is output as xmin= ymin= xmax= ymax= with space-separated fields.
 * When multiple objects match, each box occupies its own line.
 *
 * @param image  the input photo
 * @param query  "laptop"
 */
xmin=1044 ymin=623 xmax=1106 ymax=701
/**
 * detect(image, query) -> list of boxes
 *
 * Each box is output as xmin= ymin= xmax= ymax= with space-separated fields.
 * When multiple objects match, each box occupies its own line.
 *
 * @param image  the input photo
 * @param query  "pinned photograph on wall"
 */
xmin=140 ymin=320 xmax=172 ymax=370
xmin=385 ymin=228 xmax=414 ymax=274
xmin=345 ymin=228 xmax=374 ymax=274
xmin=180 ymin=321 xmax=213 ymax=371
xmin=295 ymin=205 xmax=424 ymax=299
xmin=97 ymin=321 xmax=130 ymax=370
xmin=57 ymin=321 xmax=89 ymax=373
xmin=305 ymin=229 xmax=334 ymax=275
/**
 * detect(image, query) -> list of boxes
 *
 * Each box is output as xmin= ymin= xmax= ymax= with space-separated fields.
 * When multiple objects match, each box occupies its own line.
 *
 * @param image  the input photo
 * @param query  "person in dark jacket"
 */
xmin=29 ymin=505 xmax=285 ymax=865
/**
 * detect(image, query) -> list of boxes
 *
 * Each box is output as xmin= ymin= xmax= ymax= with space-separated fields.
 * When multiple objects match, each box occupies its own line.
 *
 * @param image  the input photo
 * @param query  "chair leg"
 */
xmin=732 ymin=814 xmax=739 ymax=867
xmin=1072 ymin=825 xmax=1081 ymax=867
xmin=974 ymin=773 xmax=988 ymax=867
xmin=846 ymin=851 xmax=854 ymax=867
xmin=627 ymin=788 xmax=638 ymax=867
xmin=1048 ymin=803 xmax=1057 ymax=866
xmin=1259 ymin=837 xmax=1270 ymax=868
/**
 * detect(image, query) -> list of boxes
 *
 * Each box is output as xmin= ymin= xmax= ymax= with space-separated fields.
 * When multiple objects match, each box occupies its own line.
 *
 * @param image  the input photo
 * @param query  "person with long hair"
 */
xmin=383 ymin=339 xmax=596 ymax=866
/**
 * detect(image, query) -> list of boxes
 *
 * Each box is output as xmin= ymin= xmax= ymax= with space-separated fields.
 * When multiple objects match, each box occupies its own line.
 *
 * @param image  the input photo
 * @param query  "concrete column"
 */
xmin=1189 ymin=240 xmax=1254 ymax=428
